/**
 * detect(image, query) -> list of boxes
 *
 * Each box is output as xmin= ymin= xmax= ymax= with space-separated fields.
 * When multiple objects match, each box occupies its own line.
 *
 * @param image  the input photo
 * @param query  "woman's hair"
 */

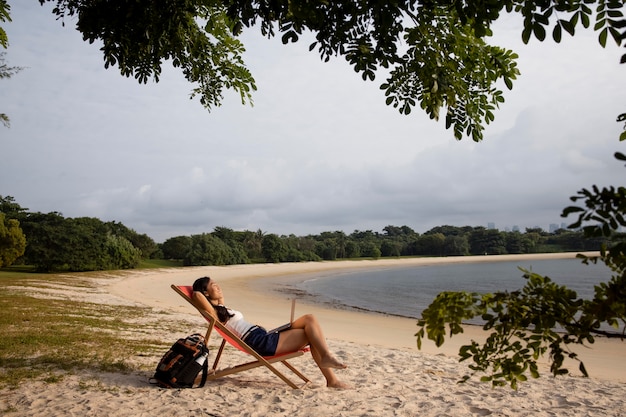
xmin=192 ymin=276 xmax=233 ymax=323
xmin=192 ymin=276 xmax=210 ymax=293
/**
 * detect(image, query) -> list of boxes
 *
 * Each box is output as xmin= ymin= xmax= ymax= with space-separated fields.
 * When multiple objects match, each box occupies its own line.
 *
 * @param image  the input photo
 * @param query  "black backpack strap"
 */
xmin=197 ymin=359 xmax=209 ymax=388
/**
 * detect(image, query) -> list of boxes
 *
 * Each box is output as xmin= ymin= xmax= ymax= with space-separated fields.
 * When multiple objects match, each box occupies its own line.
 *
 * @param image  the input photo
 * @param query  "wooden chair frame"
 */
xmin=171 ymin=284 xmax=310 ymax=389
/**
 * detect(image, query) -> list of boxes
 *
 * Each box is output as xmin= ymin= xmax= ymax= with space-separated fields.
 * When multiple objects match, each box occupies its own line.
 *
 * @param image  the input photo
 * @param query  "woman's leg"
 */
xmin=275 ymin=314 xmax=349 ymax=388
xmin=276 ymin=314 xmax=345 ymax=367
xmin=308 ymin=344 xmax=350 ymax=388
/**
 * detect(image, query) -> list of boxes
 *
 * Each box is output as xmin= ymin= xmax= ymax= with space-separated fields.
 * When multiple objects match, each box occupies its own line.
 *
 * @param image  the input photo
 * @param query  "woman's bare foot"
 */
xmin=320 ymin=354 xmax=347 ymax=369
xmin=327 ymin=380 xmax=352 ymax=389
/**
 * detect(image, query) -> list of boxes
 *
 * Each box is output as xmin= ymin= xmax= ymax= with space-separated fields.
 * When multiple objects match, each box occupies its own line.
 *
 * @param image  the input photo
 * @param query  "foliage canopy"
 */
xmin=36 ymin=0 xmax=625 ymax=141
xmin=0 ymin=196 xmax=157 ymax=272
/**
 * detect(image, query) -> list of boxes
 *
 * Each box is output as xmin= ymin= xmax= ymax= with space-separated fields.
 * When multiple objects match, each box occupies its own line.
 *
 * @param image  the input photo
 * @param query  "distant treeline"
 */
xmin=0 ymin=196 xmax=605 ymax=272
xmin=0 ymin=196 xmax=155 ymax=272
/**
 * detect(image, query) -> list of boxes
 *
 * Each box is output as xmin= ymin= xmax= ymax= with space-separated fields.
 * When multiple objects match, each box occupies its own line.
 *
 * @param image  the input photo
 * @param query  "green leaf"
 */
xmin=599 ymin=28 xmax=608 ymax=47
xmin=553 ymin=24 xmax=562 ymax=42
xmin=533 ymin=23 xmax=546 ymax=41
xmin=609 ymin=27 xmax=622 ymax=45
xmin=594 ymin=18 xmax=606 ymax=31
xmin=522 ymin=26 xmax=532 ymax=43
xmin=535 ymin=11 xmax=551 ymax=25
xmin=445 ymin=114 xmax=453 ymax=129
xmin=415 ymin=328 xmax=424 ymax=350
xmin=561 ymin=206 xmax=585 ymax=216
xmin=580 ymin=11 xmax=591 ymax=28
xmin=560 ymin=19 xmax=575 ymax=36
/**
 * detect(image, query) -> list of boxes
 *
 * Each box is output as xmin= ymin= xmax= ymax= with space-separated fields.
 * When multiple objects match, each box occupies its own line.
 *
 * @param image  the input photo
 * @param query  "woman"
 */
xmin=191 ymin=276 xmax=350 ymax=389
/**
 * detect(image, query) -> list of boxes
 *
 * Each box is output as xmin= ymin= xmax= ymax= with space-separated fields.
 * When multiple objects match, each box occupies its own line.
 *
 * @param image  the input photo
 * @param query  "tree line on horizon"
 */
xmin=0 ymin=195 xmax=605 ymax=272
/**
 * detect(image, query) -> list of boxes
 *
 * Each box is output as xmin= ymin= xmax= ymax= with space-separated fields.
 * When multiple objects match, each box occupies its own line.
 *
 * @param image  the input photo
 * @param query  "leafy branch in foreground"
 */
xmin=35 ymin=1 xmax=625 ymax=141
xmin=41 ymin=0 xmax=256 ymax=111
xmin=416 ymin=152 xmax=626 ymax=389
xmin=1 ymin=0 xmax=23 ymax=127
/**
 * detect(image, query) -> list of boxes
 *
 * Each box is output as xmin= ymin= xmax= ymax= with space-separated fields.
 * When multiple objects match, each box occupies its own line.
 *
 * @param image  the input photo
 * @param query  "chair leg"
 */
xmin=281 ymin=360 xmax=310 ymax=384
xmin=211 ymin=339 xmax=227 ymax=373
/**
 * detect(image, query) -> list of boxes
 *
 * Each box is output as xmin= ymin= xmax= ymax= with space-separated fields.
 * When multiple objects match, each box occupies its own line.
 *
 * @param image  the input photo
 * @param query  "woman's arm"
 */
xmin=191 ymin=291 xmax=218 ymax=320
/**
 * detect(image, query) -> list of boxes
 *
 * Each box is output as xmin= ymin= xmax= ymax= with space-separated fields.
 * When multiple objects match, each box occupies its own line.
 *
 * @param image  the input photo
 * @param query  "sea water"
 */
xmin=294 ymin=258 xmax=614 ymax=320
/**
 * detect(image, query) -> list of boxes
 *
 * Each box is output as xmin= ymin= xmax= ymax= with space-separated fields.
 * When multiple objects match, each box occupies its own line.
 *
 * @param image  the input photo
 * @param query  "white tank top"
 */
xmin=223 ymin=307 xmax=255 ymax=338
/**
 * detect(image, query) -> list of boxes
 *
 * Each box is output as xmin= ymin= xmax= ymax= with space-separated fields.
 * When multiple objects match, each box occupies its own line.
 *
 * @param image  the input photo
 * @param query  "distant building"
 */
xmin=512 ymin=225 xmax=520 ymax=232
xmin=549 ymin=223 xmax=560 ymax=233
xmin=487 ymin=222 xmax=496 ymax=230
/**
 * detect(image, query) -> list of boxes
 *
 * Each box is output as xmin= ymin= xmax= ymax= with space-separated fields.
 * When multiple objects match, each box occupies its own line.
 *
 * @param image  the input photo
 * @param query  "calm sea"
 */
xmin=292 ymin=258 xmax=614 ymax=320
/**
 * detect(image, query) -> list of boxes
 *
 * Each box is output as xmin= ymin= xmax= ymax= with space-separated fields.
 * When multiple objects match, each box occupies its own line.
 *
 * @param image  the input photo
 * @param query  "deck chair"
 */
xmin=171 ymin=285 xmax=311 ymax=389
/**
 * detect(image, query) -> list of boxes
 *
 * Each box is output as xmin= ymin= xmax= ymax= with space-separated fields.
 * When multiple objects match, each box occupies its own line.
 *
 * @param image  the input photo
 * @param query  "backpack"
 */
xmin=151 ymin=333 xmax=210 ymax=388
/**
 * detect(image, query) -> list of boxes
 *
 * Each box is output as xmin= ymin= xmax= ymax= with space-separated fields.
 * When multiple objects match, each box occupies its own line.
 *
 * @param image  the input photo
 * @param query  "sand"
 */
xmin=3 ymin=253 xmax=626 ymax=416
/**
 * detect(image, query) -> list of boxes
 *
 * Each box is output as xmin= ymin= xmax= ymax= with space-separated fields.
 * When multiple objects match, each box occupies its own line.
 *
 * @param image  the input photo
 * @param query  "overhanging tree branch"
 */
xmin=34 ymin=0 xmax=626 ymax=141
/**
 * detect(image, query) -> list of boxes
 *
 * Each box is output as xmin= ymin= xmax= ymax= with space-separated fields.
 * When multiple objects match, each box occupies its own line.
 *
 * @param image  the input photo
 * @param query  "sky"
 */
xmin=1 ymin=2 xmax=625 ymax=243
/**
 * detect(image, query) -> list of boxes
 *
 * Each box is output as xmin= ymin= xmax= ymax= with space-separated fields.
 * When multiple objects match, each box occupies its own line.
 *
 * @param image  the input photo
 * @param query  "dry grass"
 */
xmin=0 ymin=270 xmax=197 ymax=389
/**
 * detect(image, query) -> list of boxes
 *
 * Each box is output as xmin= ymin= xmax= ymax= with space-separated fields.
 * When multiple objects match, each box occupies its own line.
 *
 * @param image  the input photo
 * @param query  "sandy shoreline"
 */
xmin=107 ymin=252 xmax=625 ymax=382
xmin=5 ymin=253 xmax=626 ymax=417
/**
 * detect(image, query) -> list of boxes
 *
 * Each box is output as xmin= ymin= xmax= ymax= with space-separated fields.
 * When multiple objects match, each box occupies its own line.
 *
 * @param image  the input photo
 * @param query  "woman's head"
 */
xmin=193 ymin=276 xmax=222 ymax=301
xmin=193 ymin=276 xmax=232 ymax=323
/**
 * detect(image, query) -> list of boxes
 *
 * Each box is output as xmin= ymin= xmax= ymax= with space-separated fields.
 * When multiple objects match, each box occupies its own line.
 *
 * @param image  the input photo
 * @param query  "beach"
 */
xmin=3 ymin=253 xmax=626 ymax=416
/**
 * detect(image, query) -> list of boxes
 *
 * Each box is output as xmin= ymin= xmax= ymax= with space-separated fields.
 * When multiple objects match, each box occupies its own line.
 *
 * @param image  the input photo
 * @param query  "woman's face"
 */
xmin=205 ymin=280 xmax=222 ymax=300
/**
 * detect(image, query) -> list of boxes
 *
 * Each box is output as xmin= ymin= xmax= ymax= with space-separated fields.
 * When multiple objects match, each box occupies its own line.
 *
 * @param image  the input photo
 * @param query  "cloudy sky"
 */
xmin=2 ymin=2 xmax=625 ymax=243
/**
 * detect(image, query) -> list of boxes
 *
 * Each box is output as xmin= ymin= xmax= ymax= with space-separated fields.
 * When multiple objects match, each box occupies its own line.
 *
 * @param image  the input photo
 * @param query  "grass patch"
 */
xmin=0 ymin=273 xmax=186 ymax=390
xmin=137 ymin=259 xmax=183 ymax=269
xmin=0 ymin=266 xmax=38 ymax=279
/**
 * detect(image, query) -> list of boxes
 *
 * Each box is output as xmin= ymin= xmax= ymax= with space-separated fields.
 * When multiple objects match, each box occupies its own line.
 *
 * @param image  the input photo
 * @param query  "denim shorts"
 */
xmin=243 ymin=327 xmax=279 ymax=356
